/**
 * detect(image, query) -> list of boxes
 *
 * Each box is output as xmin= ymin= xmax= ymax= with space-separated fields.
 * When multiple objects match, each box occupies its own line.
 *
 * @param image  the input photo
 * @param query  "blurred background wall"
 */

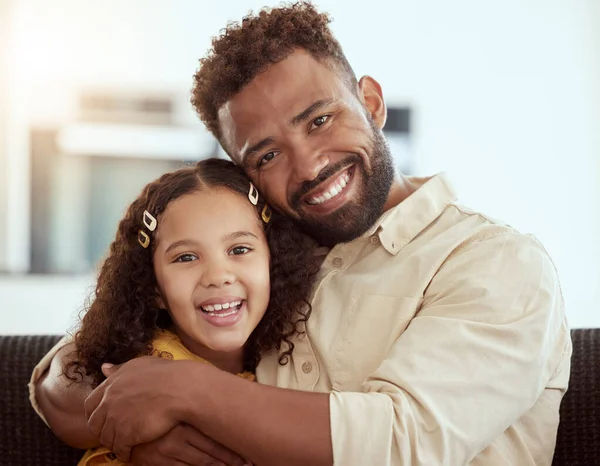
xmin=1 ymin=0 xmax=599 ymax=333
xmin=0 ymin=0 xmax=9 ymax=273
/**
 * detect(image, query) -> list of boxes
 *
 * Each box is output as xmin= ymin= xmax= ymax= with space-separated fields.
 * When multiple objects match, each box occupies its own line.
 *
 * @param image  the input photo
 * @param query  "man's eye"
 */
xmin=175 ymin=254 xmax=197 ymax=262
xmin=310 ymin=115 xmax=330 ymax=131
xmin=230 ymin=246 xmax=251 ymax=255
xmin=258 ymin=151 xmax=277 ymax=167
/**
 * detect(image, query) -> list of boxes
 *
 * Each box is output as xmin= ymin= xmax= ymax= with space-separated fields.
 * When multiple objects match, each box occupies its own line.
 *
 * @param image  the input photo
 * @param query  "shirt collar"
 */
xmin=311 ymin=173 xmax=456 ymax=257
xmin=371 ymin=173 xmax=457 ymax=255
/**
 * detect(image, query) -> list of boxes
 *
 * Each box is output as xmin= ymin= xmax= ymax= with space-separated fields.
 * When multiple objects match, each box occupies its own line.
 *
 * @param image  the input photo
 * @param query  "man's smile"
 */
xmin=305 ymin=166 xmax=353 ymax=206
xmin=300 ymin=165 xmax=357 ymax=215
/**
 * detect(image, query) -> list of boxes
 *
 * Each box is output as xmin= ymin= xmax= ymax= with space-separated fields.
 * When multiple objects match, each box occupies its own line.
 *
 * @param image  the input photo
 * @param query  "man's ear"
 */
xmin=358 ymin=75 xmax=387 ymax=129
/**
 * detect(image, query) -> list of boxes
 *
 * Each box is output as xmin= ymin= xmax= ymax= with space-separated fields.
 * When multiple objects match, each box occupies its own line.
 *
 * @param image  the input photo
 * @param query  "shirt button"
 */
xmin=370 ymin=235 xmax=380 ymax=245
xmin=332 ymin=257 xmax=343 ymax=268
xmin=302 ymin=361 xmax=313 ymax=374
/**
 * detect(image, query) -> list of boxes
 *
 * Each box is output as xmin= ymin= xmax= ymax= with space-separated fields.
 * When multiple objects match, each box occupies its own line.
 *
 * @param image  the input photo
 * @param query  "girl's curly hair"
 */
xmin=191 ymin=1 xmax=357 ymax=143
xmin=64 ymin=158 xmax=320 ymax=387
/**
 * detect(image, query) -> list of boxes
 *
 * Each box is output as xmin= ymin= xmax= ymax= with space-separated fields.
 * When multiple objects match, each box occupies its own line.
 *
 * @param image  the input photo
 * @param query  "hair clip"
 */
xmin=143 ymin=210 xmax=157 ymax=232
xmin=138 ymin=230 xmax=150 ymax=248
xmin=248 ymin=183 xmax=259 ymax=206
xmin=261 ymin=204 xmax=272 ymax=224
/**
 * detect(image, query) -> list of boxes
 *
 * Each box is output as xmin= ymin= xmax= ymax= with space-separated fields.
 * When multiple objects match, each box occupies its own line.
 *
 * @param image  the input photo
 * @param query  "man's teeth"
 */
xmin=202 ymin=301 xmax=242 ymax=313
xmin=307 ymin=171 xmax=350 ymax=205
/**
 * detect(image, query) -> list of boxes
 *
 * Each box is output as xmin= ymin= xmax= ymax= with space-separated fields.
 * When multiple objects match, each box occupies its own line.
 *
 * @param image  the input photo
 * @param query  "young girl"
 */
xmin=64 ymin=158 xmax=319 ymax=465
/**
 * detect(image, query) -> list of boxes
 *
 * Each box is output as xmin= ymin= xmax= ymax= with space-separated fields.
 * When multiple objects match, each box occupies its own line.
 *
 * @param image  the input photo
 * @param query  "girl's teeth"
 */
xmin=206 ymin=309 xmax=239 ymax=317
xmin=206 ymin=309 xmax=238 ymax=318
xmin=202 ymin=301 xmax=241 ymax=313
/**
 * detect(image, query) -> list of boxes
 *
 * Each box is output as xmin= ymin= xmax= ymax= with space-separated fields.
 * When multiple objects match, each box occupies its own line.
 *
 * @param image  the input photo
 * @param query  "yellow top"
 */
xmin=78 ymin=329 xmax=254 ymax=466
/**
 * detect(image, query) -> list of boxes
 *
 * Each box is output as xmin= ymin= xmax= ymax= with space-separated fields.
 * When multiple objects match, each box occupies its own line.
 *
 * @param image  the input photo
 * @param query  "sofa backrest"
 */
xmin=0 ymin=335 xmax=83 ymax=465
xmin=0 ymin=329 xmax=598 ymax=465
xmin=552 ymin=328 xmax=600 ymax=466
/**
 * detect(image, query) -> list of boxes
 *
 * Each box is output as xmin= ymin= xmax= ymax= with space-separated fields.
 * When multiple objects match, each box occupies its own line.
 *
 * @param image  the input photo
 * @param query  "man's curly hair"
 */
xmin=191 ymin=1 xmax=357 ymax=142
xmin=64 ymin=158 xmax=319 ymax=387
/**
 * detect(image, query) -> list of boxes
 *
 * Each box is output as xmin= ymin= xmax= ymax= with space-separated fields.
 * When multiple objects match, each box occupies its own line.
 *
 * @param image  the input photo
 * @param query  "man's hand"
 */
xmin=85 ymin=357 xmax=199 ymax=461
xmin=130 ymin=424 xmax=249 ymax=466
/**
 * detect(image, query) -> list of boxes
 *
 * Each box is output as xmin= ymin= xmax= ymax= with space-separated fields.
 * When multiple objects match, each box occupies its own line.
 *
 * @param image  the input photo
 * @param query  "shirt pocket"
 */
xmin=331 ymin=294 xmax=423 ymax=391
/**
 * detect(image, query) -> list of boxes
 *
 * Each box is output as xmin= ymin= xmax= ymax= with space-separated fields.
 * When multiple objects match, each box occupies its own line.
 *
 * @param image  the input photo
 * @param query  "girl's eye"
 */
xmin=175 ymin=253 xmax=197 ymax=263
xmin=310 ymin=115 xmax=330 ymax=131
xmin=258 ymin=151 xmax=278 ymax=168
xmin=229 ymin=246 xmax=251 ymax=256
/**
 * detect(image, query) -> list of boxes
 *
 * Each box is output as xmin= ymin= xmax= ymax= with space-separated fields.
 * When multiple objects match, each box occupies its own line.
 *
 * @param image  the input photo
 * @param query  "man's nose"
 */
xmin=289 ymin=144 xmax=329 ymax=184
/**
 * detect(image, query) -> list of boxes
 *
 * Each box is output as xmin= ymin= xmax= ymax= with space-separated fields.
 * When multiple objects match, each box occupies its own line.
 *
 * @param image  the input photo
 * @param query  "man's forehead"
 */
xmin=225 ymin=52 xmax=337 ymax=103
xmin=219 ymin=80 xmax=343 ymax=159
xmin=221 ymin=92 xmax=337 ymax=163
xmin=227 ymin=65 xmax=337 ymax=113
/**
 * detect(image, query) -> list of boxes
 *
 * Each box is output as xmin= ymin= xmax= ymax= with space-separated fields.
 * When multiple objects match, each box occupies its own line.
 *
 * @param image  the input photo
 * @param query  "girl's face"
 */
xmin=152 ymin=188 xmax=270 ymax=357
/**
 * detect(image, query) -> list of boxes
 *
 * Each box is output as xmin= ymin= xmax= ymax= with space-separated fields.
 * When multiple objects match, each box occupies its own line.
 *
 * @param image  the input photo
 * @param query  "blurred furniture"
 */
xmin=0 ymin=330 xmax=598 ymax=465
xmin=0 ymin=335 xmax=83 ymax=465
xmin=552 ymin=328 xmax=600 ymax=466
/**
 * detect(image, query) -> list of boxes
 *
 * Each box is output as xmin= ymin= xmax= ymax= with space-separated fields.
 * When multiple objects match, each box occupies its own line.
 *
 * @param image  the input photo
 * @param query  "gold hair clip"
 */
xmin=138 ymin=230 xmax=150 ymax=248
xmin=143 ymin=210 xmax=157 ymax=232
xmin=261 ymin=204 xmax=272 ymax=224
xmin=248 ymin=183 xmax=259 ymax=206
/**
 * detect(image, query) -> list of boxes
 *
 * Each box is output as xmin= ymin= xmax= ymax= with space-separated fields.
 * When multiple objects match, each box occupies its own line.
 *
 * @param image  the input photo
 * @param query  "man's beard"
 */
xmin=289 ymin=119 xmax=395 ymax=247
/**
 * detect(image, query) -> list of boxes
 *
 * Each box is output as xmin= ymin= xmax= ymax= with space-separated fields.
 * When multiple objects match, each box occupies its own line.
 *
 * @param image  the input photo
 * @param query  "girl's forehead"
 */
xmin=165 ymin=188 xmax=247 ymax=214
xmin=157 ymin=188 xmax=262 ymax=236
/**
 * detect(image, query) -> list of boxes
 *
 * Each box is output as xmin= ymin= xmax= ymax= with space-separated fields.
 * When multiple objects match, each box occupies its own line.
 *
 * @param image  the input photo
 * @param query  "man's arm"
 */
xmin=86 ymin=357 xmax=332 ymax=466
xmin=86 ymin=232 xmax=569 ymax=466
xmin=326 ymin=232 xmax=570 ymax=465
xmin=35 ymin=342 xmax=98 ymax=449
xmin=35 ymin=343 xmax=248 ymax=465
xmin=181 ymin=367 xmax=333 ymax=466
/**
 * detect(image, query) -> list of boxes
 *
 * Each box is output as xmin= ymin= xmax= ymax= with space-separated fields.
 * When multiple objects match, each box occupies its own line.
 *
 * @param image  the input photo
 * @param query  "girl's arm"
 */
xmin=36 ymin=343 xmax=99 ymax=449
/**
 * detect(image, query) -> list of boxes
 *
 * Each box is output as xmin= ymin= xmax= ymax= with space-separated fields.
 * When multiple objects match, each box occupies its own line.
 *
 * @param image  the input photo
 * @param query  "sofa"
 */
xmin=1 ymin=329 xmax=598 ymax=465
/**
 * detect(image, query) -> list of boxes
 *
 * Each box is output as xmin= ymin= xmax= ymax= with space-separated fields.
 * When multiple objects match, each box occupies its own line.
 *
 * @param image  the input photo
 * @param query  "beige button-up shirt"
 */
xmin=257 ymin=174 xmax=571 ymax=465
xmin=30 ymin=174 xmax=570 ymax=465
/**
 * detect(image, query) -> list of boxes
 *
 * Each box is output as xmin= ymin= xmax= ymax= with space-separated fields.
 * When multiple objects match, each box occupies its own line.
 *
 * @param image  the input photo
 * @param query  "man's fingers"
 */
xmin=85 ymin=399 xmax=104 ymax=439
xmin=183 ymin=425 xmax=247 ymax=466
xmin=84 ymin=380 xmax=106 ymax=421
xmin=114 ymin=444 xmax=132 ymax=463
xmin=107 ymin=416 xmax=133 ymax=462
xmin=101 ymin=362 xmax=121 ymax=377
xmin=130 ymin=446 xmax=192 ymax=466
xmin=174 ymin=445 xmax=230 ymax=466
xmin=130 ymin=426 xmax=232 ymax=466
xmin=99 ymin=414 xmax=117 ymax=454
xmin=175 ymin=439 xmax=237 ymax=466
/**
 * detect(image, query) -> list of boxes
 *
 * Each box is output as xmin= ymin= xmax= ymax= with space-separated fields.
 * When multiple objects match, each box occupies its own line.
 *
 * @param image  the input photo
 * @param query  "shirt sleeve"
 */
xmin=329 ymin=231 xmax=570 ymax=465
xmin=28 ymin=335 xmax=72 ymax=426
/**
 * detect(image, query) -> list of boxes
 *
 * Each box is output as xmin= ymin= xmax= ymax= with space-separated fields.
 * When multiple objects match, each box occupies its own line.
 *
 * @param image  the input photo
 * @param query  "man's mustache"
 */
xmin=290 ymin=154 xmax=361 ymax=209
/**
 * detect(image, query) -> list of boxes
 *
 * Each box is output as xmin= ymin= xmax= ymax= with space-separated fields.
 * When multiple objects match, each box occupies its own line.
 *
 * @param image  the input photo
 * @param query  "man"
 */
xmin=31 ymin=3 xmax=571 ymax=465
